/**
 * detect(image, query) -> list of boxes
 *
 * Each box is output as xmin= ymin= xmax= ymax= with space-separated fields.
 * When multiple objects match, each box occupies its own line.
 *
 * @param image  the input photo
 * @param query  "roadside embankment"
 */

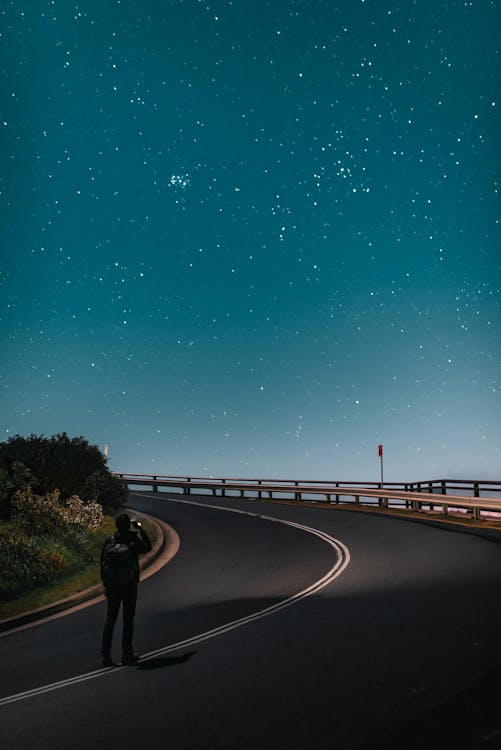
xmin=0 ymin=510 xmax=179 ymax=634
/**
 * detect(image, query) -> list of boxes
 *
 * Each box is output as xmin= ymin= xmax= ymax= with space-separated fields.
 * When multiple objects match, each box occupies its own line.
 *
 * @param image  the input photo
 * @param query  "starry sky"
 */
xmin=1 ymin=0 xmax=500 ymax=482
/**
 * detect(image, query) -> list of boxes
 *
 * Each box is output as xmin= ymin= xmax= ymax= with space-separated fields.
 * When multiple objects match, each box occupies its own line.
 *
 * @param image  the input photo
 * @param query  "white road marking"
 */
xmin=0 ymin=496 xmax=350 ymax=708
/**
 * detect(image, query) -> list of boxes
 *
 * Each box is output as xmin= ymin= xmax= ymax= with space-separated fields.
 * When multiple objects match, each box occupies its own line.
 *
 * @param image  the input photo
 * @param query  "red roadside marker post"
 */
xmin=378 ymin=444 xmax=383 ymax=487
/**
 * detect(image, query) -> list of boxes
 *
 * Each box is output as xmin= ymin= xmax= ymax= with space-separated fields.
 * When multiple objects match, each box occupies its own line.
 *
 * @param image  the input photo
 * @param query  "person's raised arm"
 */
xmin=132 ymin=520 xmax=152 ymax=553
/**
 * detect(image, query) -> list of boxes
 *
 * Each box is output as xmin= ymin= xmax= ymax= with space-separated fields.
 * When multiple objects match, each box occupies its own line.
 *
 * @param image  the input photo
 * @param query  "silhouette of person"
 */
xmin=100 ymin=512 xmax=152 ymax=666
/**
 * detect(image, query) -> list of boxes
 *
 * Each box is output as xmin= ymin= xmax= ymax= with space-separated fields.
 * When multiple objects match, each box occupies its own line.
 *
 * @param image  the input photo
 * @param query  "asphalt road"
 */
xmin=1 ymin=492 xmax=501 ymax=750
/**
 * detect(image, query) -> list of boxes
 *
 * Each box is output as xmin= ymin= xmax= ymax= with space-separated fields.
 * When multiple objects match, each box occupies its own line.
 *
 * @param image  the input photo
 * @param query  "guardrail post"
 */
xmin=113 ymin=474 xmax=501 ymax=519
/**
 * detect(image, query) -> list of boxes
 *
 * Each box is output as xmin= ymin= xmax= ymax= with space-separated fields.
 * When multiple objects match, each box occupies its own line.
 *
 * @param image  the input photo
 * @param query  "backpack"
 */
xmin=102 ymin=537 xmax=138 ymax=585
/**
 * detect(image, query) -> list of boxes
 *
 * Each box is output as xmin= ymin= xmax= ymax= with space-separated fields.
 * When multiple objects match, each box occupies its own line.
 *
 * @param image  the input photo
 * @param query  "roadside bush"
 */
xmin=11 ymin=489 xmax=69 ymax=538
xmin=11 ymin=488 xmax=103 ymax=544
xmin=61 ymin=494 xmax=104 ymax=530
xmin=0 ymin=531 xmax=81 ymax=600
xmin=0 ymin=461 xmax=35 ymax=519
xmin=0 ymin=433 xmax=126 ymax=518
xmin=0 ymin=489 xmax=104 ymax=602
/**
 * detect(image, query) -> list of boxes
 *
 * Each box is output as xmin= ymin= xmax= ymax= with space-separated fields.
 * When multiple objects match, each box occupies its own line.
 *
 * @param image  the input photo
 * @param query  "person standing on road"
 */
xmin=100 ymin=512 xmax=152 ymax=667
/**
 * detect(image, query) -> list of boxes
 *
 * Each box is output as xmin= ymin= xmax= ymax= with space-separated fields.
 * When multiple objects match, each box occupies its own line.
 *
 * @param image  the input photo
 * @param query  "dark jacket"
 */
xmin=100 ymin=528 xmax=152 ymax=585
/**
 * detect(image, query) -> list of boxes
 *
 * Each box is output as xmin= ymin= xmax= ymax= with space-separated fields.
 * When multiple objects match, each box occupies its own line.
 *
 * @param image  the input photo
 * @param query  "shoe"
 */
xmin=121 ymin=650 xmax=140 ymax=665
xmin=102 ymin=654 xmax=116 ymax=667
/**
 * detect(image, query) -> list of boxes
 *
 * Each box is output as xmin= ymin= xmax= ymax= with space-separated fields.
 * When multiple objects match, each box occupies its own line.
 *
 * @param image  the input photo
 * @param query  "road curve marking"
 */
xmin=0 ymin=497 xmax=350 ymax=708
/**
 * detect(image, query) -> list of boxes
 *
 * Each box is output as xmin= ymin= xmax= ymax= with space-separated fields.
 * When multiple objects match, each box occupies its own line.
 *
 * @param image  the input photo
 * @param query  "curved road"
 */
xmin=1 ymin=492 xmax=501 ymax=749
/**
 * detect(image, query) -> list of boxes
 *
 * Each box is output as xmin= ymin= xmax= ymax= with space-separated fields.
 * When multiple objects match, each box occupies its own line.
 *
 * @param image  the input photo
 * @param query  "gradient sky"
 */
xmin=1 ymin=0 xmax=500 ymax=482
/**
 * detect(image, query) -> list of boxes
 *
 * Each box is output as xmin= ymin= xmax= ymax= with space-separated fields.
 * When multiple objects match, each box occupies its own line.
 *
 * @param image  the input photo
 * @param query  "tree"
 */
xmin=0 ymin=461 xmax=35 ymax=519
xmin=0 ymin=433 xmax=126 ymax=518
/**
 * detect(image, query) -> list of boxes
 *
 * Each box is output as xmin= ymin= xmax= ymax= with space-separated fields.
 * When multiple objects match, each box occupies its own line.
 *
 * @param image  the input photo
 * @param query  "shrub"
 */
xmin=0 ymin=433 xmax=126 ymax=518
xmin=61 ymin=495 xmax=104 ymax=531
xmin=11 ymin=489 xmax=68 ymax=538
xmin=0 ymin=489 xmax=105 ymax=601
xmin=11 ymin=488 xmax=104 ymax=542
xmin=0 ymin=461 xmax=35 ymax=518
xmin=0 ymin=531 xmax=81 ymax=600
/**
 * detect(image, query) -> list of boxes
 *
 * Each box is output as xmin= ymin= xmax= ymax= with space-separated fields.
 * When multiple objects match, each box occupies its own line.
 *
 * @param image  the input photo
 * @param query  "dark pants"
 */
xmin=101 ymin=583 xmax=138 ymax=656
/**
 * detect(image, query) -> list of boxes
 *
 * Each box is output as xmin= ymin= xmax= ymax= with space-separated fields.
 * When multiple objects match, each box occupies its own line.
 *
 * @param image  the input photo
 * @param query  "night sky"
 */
xmin=1 ymin=1 xmax=500 ymax=481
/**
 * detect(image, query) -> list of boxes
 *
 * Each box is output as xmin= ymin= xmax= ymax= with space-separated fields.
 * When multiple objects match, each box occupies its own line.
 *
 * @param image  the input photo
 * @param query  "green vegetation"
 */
xmin=0 ymin=485 xmax=105 ymax=601
xmin=0 ymin=432 xmax=126 ymax=519
xmin=0 ymin=511 xmax=158 ymax=621
xmin=0 ymin=433 xmax=144 ymax=621
xmin=0 ymin=513 xmax=115 ymax=620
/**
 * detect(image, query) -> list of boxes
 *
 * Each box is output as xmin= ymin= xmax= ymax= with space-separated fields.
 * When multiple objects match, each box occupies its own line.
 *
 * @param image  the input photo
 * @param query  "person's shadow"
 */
xmin=135 ymin=651 xmax=196 ymax=670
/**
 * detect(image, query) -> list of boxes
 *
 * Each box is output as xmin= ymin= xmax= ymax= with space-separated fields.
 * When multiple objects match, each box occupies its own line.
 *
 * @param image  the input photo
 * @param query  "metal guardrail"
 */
xmin=114 ymin=473 xmax=501 ymax=522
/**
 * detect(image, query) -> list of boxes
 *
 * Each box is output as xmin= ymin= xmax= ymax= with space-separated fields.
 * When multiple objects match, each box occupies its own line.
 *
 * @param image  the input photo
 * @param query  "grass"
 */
xmin=0 ymin=512 xmax=158 ymax=622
